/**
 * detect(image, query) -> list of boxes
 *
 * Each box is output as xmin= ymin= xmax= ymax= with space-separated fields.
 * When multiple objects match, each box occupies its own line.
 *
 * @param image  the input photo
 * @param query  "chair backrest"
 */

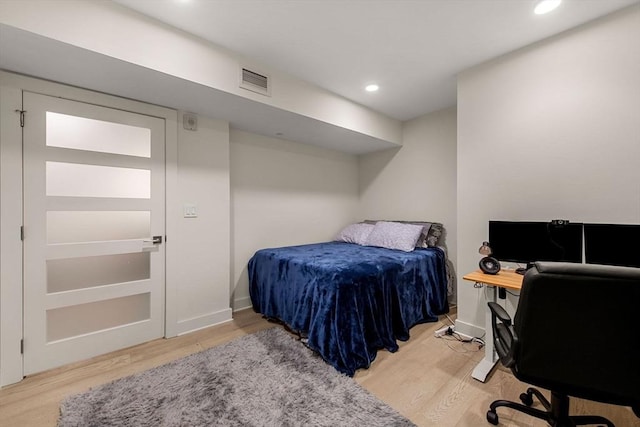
xmin=513 ymin=262 xmax=640 ymax=409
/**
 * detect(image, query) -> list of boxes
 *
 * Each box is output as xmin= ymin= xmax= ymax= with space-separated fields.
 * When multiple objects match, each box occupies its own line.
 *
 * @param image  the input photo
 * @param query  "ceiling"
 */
xmin=113 ymin=0 xmax=639 ymax=121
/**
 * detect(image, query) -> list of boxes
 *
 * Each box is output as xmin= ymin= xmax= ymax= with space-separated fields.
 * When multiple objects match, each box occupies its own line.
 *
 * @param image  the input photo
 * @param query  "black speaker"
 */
xmin=479 ymin=256 xmax=501 ymax=275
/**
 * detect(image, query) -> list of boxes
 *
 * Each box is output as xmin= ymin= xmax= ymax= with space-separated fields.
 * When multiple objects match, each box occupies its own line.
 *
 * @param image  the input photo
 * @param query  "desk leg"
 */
xmin=472 ymin=285 xmax=498 ymax=382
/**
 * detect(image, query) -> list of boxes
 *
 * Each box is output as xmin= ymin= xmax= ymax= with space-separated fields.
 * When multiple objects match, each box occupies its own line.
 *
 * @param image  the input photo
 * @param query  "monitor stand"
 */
xmin=515 ymin=262 xmax=535 ymax=275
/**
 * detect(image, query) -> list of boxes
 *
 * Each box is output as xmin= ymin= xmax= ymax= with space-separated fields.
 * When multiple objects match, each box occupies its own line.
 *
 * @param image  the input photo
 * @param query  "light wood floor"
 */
xmin=1 ymin=309 xmax=638 ymax=427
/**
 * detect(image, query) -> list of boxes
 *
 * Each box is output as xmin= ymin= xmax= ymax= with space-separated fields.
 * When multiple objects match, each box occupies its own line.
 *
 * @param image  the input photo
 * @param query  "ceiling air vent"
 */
xmin=240 ymin=67 xmax=271 ymax=96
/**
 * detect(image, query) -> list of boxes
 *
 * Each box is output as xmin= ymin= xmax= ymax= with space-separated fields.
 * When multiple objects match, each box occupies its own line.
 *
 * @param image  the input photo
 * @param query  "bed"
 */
xmin=248 ymin=221 xmax=450 ymax=376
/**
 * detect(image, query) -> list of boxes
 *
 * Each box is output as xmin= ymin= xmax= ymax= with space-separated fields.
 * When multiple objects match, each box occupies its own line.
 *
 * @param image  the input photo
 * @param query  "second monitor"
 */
xmin=489 ymin=220 xmax=583 ymax=273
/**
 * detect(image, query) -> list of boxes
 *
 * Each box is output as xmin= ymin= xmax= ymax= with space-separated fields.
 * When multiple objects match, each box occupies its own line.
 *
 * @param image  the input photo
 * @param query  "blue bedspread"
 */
xmin=248 ymin=242 xmax=449 ymax=376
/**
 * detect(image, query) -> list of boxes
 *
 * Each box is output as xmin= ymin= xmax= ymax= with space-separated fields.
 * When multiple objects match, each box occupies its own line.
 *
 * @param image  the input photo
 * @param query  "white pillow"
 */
xmin=364 ymin=221 xmax=424 ymax=252
xmin=334 ymin=223 xmax=375 ymax=245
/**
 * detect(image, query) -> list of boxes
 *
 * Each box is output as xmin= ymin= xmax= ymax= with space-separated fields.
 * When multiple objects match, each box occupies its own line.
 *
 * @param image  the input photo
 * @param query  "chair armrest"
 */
xmin=488 ymin=302 xmax=512 ymax=326
xmin=488 ymin=301 xmax=517 ymax=368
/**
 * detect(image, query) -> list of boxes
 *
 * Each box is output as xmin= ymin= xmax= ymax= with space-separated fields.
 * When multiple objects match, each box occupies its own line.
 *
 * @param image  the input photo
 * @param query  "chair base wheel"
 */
xmin=487 ymin=391 xmax=617 ymax=427
xmin=486 ymin=410 xmax=499 ymax=425
xmin=520 ymin=392 xmax=534 ymax=406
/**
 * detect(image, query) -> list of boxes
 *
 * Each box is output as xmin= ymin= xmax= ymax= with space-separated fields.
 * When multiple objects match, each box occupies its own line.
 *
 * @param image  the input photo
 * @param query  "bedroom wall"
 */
xmin=230 ymin=129 xmax=360 ymax=310
xmin=171 ymin=112 xmax=232 ymax=334
xmin=359 ymin=107 xmax=458 ymax=295
xmin=456 ymin=5 xmax=640 ymax=336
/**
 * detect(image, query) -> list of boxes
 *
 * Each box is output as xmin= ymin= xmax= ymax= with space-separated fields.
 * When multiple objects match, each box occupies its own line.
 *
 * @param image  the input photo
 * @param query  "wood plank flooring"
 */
xmin=1 ymin=309 xmax=637 ymax=426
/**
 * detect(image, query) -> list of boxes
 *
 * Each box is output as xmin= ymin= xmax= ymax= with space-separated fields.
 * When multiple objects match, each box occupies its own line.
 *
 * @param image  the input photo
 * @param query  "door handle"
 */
xmin=143 ymin=236 xmax=163 ymax=244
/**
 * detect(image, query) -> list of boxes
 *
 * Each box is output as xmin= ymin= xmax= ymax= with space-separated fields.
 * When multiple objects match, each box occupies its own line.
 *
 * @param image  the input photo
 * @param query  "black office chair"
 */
xmin=486 ymin=262 xmax=640 ymax=427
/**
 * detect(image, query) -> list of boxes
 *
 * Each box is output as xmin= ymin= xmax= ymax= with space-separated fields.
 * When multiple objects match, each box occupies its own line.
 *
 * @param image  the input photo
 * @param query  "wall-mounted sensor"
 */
xmin=183 ymin=113 xmax=198 ymax=131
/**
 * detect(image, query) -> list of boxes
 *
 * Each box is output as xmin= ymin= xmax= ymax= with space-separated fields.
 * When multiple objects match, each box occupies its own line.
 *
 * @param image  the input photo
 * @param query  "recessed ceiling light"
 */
xmin=365 ymin=84 xmax=379 ymax=92
xmin=534 ymin=0 xmax=561 ymax=15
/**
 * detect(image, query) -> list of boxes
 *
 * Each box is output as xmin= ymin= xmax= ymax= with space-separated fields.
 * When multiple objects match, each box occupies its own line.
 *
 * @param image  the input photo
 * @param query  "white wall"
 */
xmin=230 ymin=129 xmax=359 ymax=310
xmin=171 ymin=113 xmax=232 ymax=334
xmin=0 ymin=76 xmax=24 ymax=386
xmin=359 ymin=107 xmax=458 ymax=293
xmin=456 ymin=6 xmax=640 ymax=335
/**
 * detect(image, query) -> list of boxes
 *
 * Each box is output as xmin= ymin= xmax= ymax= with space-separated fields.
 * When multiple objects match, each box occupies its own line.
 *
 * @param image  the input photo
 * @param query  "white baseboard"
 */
xmin=232 ymin=306 xmax=253 ymax=313
xmin=233 ymin=296 xmax=252 ymax=312
xmin=176 ymin=308 xmax=233 ymax=336
xmin=454 ymin=319 xmax=485 ymax=339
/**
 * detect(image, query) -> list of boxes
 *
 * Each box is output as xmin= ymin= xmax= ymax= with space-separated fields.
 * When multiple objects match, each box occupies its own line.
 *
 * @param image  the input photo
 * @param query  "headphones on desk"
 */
xmin=479 ymin=256 xmax=501 ymax=275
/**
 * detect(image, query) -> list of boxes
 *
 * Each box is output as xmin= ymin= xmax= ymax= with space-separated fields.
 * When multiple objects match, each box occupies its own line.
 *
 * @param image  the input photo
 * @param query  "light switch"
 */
xmin=183 ymin=204 xmax=197 ymax=218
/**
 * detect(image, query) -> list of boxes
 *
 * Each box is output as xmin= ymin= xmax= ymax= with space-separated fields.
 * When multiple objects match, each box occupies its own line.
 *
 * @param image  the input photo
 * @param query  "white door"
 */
xmin=23 ymin=92 xmax=166 ymax=375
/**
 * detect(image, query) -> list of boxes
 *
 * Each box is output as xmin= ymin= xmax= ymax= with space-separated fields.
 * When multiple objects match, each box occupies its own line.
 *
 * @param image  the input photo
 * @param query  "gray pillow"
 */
xmin=364 ymin=220 xmax=443 ymax=247
xmin=364 ymin=221 xmax=423 ymax=252
xmin=425 ymin=222 xmax=444 ymax=247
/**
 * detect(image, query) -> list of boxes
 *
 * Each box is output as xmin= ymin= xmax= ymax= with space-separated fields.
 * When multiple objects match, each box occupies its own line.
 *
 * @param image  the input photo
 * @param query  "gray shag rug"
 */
xmin=58 ymin=327 xmax=414 ymax=426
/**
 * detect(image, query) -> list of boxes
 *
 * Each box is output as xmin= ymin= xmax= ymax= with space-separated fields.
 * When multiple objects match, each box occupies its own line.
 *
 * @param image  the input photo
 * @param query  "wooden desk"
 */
xmin=463 ymin=269 xmax=523 ymax=382
xmin=463 ymin=269 xmax=523 ymax=291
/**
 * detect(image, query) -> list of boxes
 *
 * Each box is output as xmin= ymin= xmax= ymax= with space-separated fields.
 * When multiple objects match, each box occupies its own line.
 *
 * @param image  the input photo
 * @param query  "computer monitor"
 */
xmin=488 ymin=221 xmax=583 ymax=269
xmin=584 ymin=223 xmax=640 ymax=268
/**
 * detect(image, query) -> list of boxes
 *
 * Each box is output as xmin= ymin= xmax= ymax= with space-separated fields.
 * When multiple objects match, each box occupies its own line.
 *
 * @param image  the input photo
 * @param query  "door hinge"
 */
xmin=15 ymin=109 xmax=26 ymax=127
xmin=20 ymin=225 xmax=24 ymax=241
xmin=20 ymin=339 xmax=24 ymax=354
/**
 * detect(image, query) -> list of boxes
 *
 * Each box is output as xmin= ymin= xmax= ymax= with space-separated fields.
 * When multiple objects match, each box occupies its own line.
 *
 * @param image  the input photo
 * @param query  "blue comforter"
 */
xmin=248 ymin=242 xmax=449 ymax=376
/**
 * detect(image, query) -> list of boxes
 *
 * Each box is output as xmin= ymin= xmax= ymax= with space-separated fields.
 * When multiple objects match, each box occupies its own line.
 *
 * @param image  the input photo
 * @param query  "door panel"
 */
xmin=46 ymin=252 xmax=150 ymax=293
xmin=46 ymin=161 xmax=151 ymax=198
xmin=46 ymin=111 xmax=151 ymax=157
xmin=23 ymin=92 xmax=165 ymax=375
xmin=46 ymin=211 xmax=151 ymax=244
